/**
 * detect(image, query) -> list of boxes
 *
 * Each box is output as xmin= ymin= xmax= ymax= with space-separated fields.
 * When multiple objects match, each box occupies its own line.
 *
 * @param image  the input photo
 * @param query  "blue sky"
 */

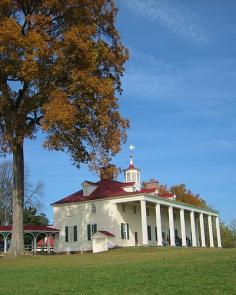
xmin=3 ymin=0 xmax=236 ymax=224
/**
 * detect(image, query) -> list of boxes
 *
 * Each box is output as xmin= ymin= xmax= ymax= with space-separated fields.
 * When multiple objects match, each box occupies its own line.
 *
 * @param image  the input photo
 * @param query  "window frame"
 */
xmin=121 ymin=223 xmax=129 ymax=240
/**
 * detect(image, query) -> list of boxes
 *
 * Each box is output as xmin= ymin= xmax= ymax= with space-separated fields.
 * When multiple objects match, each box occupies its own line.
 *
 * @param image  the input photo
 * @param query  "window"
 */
xmin=122 ymin=204 xmax=125 ymax=213
xmin=147 ymin=225 xmax=152 ymax=241
xmin=146 ymin=207 xmax=150 ymax=216
xmin=132 ymin=172 xmax=136 ymax=182
xmin=121 ymin=223 xmax=129 ymax=239
xmin=87 ymin=224 xmax=97 ymax=240
xmin=91 ymin=203 xmax=96 ymax=214
xmin=174 ymin=213 xmax=176 ymax=221
xmin=65 ymin=226 xmax=77 ymax=242
xmin=155 ymin=227 xmax=157 ymax=241
xmin=127 ymin=172 xmax=131 ymax=182
xmin=133 ymin=206 xmax=137 ymax=214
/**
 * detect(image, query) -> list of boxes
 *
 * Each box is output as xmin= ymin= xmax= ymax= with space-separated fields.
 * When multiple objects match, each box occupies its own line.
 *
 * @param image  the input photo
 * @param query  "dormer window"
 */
xmin=82 ymin=181 xmax=98 ymax=197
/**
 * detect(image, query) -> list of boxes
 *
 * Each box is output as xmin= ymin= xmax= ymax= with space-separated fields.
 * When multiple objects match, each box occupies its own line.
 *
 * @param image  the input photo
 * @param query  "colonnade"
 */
xmin=140 ymin=200 xmax=222 ymax=248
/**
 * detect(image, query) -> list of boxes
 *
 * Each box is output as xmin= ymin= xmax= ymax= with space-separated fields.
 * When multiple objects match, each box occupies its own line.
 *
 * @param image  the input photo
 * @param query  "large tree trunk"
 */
xmin=8 ymin=141 xmax=25 ymax=255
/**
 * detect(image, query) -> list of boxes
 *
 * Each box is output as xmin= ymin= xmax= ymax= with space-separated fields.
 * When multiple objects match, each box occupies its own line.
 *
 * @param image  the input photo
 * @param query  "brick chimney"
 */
xmin=143 ymin=179 xmax=159 ymax=190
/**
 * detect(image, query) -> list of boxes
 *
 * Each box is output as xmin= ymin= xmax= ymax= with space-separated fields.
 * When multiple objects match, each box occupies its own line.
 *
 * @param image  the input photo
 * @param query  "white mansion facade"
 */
xmin=52 ymin=157 xmax=222 ymax=253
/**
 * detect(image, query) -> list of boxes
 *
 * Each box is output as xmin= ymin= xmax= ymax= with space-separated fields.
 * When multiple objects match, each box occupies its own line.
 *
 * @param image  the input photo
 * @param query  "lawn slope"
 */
xmin=0 ymin=247 xmax=235 ymax=295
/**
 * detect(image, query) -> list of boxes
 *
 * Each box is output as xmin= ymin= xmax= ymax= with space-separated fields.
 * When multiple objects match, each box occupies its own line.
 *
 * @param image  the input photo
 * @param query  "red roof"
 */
xmin=98 ymin=231 xmax=115 ymax=237
xmin=52 ymin=179 xmax=156 ymax=205
xmin=0 ymin=225 xmax=59 ymax=232
xmin=159 ymin=193 xmax=175 ymax=198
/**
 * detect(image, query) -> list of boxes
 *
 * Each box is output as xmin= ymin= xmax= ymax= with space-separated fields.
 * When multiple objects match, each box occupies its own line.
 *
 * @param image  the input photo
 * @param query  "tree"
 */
xmin=0 ymin=161 xmax=12 ymax=225
xmin=170 ymin=184 xmax=207 ymax=208
xmin=142 ymin=180 xmax=208 ymax=208
xmin=0 ymin=160 xmax=44 ymax=225
xmin=0 ymin=0 xmax=128 ymax=255
xmin=229 ymin=219 xmax=236 ymax=247
xmin=23 ymin=206 xmax=49 ymax=226
xmin=220 ymin=221 xmax=235 ymax=248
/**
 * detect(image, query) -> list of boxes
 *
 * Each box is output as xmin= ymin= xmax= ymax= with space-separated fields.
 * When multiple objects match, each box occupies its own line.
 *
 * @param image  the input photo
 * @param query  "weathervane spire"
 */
xmin=129 ymin=144 xmax=135 ymax=167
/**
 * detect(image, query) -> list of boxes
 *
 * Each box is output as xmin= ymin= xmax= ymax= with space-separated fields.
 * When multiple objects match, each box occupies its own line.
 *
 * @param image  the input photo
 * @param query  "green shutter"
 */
xmin=74 ymin=226 xmax=77 ymax=242
xmin=127 ymin=224 xmax=130 ymax=239
xmin=155 ymin=227 xmax=157 ymax=241
xmin=87 ymin=224 xmax=91 ymax=240
xmin=121 ymin=223 xmax=124 ymax=239
xmin=65 ymin=226 xmax=68 ymax=242
xmin=94 ymin=224 xmax=97 ymax=234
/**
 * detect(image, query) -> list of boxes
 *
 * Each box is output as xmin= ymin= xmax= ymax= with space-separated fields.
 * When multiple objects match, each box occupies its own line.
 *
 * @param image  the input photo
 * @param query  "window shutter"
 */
xmin=121 ymin=223 xmax=124 ymax=239
xmin=148 ymin=225 xmax=151 ymax=241
xmin=87 ymin=224 xmax=91 ymax=240
xmin=94 ymin=224 xmax=97 ymax=234
xmin=127 ymin=224 xmax=130 ymax=239
xmin=74 ymin=226 xmax=77 ymax=242
xmin=155 ymin=227 xmax=157 ymax=241
xmin=65 ymin=226 xmax=68 ymax=242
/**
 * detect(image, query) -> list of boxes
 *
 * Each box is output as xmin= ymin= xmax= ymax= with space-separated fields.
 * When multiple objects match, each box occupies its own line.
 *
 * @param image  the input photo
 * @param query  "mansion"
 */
xmin=52 ymin=156 xmax=222 ymax=253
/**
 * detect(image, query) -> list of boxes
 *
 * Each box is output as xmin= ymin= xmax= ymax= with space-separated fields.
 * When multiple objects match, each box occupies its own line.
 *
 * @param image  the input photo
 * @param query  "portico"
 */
xmin=115 ymin=193 xmax=222 ymax=248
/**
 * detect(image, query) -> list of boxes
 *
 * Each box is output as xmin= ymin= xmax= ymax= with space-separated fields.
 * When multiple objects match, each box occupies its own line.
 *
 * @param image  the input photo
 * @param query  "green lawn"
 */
xmin=0 ymin=247 xmax=235 ymax=295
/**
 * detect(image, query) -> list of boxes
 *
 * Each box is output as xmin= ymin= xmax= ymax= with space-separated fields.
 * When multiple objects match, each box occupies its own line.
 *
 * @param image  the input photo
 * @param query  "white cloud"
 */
xmin=208 ymin=138 xmax=235 ymax=151
xmin=123 ymin=0 xmax=209 ymax=45
xmin=122 ymin=49 xmax=236 ymax=117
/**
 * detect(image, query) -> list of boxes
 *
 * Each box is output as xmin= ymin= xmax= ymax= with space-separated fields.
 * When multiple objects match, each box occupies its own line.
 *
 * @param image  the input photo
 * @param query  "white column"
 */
xmin=155 ymin=203 xmax=163 ymax=246
xmin=168 ymin=206 xmax=175 ymax=246
xmin=47 ymin=234 xmax=51 ymax=254
xmin=4 ymin=236 xmax=7 ymax=253
xmin=190 ymin=211 xmax=197 ymax=247
xmin=180 ymin=209 xmax=186 ymax=247
xmin=208 ymin=215 xmax=214 ymax=248
xmin=34 ymin=236 xmax=37 ymax=253
xmin=199 ymin=213 xmax=206 ymax=247
xmin=140 ymin=200 xmax=148 ymax=245
xmin=215 ymin=216 xmax=222 ymax=248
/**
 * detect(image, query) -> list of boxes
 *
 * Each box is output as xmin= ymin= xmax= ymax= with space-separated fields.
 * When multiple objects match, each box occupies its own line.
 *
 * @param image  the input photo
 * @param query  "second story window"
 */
xmin=133 ymin=206 xmax=137 ymax=214
xmin=146 ymin=207 xmax=150 ymax=216
xmin=91 ymin=203 xmax=96 ymax=214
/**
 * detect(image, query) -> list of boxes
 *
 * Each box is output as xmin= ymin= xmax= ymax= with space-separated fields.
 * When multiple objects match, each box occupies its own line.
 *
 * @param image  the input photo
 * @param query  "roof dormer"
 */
xmin=81 ymin=181 xmax=98 ymax=197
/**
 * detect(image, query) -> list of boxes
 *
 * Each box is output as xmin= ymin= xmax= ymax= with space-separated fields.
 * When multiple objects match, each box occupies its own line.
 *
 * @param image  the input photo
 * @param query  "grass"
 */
xmin=0 ymin=247 xmax=235 ymax=295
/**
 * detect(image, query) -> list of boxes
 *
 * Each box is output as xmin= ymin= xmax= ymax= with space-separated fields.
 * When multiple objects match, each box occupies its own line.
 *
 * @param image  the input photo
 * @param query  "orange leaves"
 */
xmin=42 ymin=90 xmax=77 ymax=131
xmin=0 ymin=0 xmax=129 ymax=170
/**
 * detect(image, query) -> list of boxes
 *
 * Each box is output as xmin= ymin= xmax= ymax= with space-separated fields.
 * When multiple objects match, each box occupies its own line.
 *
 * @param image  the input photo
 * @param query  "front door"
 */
xmin=135 ymin=232 xmax=138 ymax=246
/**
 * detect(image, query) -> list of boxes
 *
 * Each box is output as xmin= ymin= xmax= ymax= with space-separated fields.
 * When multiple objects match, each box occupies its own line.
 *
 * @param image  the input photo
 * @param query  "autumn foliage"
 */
xmin=0 ymin=0 xmax=128 ymax=255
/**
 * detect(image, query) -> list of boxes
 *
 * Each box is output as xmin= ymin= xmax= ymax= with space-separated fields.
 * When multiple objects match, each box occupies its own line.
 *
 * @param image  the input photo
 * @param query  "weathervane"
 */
xmin=129 ymin=144 xmax=135 ymax=162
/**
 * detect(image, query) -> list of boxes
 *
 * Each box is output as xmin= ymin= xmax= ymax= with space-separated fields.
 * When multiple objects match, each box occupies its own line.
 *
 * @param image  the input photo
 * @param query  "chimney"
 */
xmin=143 ymin=179 xmax=159 ymax=190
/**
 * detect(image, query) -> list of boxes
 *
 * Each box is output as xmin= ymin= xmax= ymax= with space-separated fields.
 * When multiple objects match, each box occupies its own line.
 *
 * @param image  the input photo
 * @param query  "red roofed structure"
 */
xmin=0 ymin=225 xmax=59 ymax=254
xmin=51 ymin=154 xmax=221 ymax=253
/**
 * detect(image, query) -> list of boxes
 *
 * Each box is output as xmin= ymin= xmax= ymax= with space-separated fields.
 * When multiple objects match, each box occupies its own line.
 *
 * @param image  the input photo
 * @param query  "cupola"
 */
xmin=123 ymin=153 xmax=141 ymax=191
